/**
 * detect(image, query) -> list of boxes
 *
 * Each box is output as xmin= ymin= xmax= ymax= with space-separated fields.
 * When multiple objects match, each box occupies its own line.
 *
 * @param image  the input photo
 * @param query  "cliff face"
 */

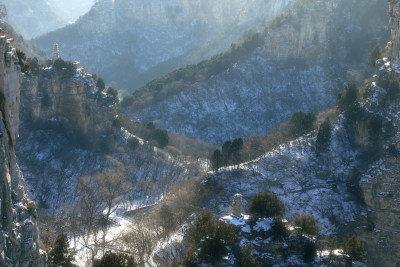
xmin=0 ymin=36 xmax=43 ymax=266
xmin=357 ymin=2 xmax=400 ymax=261
xmin=20 ymin=66 xmax=118 ymax=150
xmin=387 ymin=0 xmax=400 ymax=61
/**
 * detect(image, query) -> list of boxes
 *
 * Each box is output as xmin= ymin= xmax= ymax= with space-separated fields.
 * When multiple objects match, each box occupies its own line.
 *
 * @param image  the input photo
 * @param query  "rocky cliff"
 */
xmin=20 ymin=64 xmax=118 ymax=150
xmin=387 ymin=0 xmax=400 ymax=61
xmin=0 ymin=35 xmax=43 ymax=266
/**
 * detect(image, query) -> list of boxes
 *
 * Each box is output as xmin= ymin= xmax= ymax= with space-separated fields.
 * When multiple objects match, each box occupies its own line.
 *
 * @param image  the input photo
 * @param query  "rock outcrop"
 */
xmin=0 ymin=36 xmax=43 ymax=266
xmin=20 ymin=64 xmax=118 ymax=150
xmin=387 ymin=0 xmax=400 ymax=62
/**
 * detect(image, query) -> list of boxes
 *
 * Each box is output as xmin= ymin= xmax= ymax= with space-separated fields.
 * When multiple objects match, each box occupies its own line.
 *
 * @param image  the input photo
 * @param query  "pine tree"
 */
xmin=47 ymin=233 xmax=74 ymax=267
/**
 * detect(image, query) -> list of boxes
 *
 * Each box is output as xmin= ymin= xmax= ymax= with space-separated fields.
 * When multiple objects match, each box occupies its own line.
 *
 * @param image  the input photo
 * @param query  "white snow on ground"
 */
xmin=207 ymin=114 xmax=360 ymax=234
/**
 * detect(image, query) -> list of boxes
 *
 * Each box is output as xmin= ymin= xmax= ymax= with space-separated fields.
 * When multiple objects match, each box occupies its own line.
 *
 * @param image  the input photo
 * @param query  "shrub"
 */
xmin=337 ymin=83 xmax=358 ymax=111
xmin=367 ymin=45 xmax=381 ymax=68
xmin=185 ymin=210 xmax=239 ymax=263
xmin=293 ymin=214 xmax=321 ymax=237
xmin=316 ymin=119 xmax=332 ymax=154
xmin=248 ymin=192 xmax=285 ymax=219
xmin=96 ymin=77 xmax=105 ymax=90
xmin=27 ymin=201 xmax=37 ymax=218
xmin=210 ymin=149 xmax=224 ymax=170
xmin=271 ymin=217 xmax=288 ymax=240
xmin=107 ymin=87 xmax=119 ymax=102
xmin=92 ymin=251 xmax=137 ymax=267
xmin=347 ymin=169 xmax=364 ymax=204
xmin=303 ymin=240 xmax=317 ymax=263
xmin=239 ymin=244 xmax=260 ymax=267
xmin=342 ymin=235 xmax=365 ymax=265
xmin=29 ymin=57 xmax=40 ymax=76
xmin=289 ymin=111 xmax=316 ymax=137
xmin=152 ymin=128 xmax=169 ymax=148
xmin=53 ymin=58 xmax=77 ymax=78
xmin=16 ymin=48 xmax=30 ymax=74
xmin=127 ymin=137 xmax=139 ymax=151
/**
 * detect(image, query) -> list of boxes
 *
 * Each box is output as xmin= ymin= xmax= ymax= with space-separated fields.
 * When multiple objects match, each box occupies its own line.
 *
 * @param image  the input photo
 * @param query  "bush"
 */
xmin=152 ymin=128 xmax=169 ymax=148
xmin=53 ymin=58 xmax=77 ymax=78
xmin=27 ymin=201 xmax=37 ymax=218
xmin=16 ymin=48 xmax=30 ymax=74
xmin=347 ymin=169 xmax=364 ymax=204
xmin=239 ymin=244 xmax=260 ymax=267
xmin=342 ymin=235 xmax=365 ymax=265
xmin=303 ymin=240 xmax=317 ymax=263
xmin=29 ymin=57 xmax=40 ymax=76
xmin=316 ymin=119 xmax=332 ymax=154
xmin=107 ymin=87 xmax=119 ymax=102
xmin=127 ymin=137 xmax=139 ymax=151
xmin=337 ymin=83 xmax=358 ymax=111
xmin=92 ymin=251 xmax=137 ymax=267
xmin=185 ymin=210 xmax=239 ymax=263
xmin=289 ymin=111 xmax=316 ymax=137
xmin=248 ymin=192 xmax=285 ymax=219
xmin=210 ymin=149 xmax=224 ymax=170
xmin=271 ymin=217 xmax=288 ymax=240
xmin=96 ymin=77 xmax=105 ymax=90
xmin=293 ymin=214 xmax=321 ymax=237
xmin=367 ymin=45 xmax=381 ymax=68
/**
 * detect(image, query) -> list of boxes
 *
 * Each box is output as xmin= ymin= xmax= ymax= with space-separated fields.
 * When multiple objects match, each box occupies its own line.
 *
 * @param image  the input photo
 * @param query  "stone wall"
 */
xmin=0 ymin=35 xmax=44 ymax=266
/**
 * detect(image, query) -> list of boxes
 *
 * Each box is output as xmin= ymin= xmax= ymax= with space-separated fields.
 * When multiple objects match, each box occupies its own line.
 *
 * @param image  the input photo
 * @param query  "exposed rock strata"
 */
xmin=0 ymin=35 xmax=43 ymax=266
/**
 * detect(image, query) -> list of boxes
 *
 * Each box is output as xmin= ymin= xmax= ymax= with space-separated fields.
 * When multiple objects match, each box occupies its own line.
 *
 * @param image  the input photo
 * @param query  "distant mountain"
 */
xmin=2 ymin=0 xmax=94 ymax=39
xmin=32 ymin=0 xmax=298 ymax=89
xmin=122 ymin=0 xmax=389 ymax=144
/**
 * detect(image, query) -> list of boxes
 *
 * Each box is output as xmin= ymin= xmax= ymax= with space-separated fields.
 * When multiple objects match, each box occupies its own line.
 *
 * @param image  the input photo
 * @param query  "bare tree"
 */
xmin=95 ymin=166 xmax=131 ymax=253
xmin=75 ymin=175 xmax=103 ymax=261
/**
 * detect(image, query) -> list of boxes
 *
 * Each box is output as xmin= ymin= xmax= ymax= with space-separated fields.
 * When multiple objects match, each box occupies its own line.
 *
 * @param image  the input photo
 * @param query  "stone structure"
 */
xmin=232 ymin=193 xmax=243 ymax=217
xmin=0 ymin=34 xmax=44 ymax=266
xmin=52 ymin=43 xmax=59 ymax=62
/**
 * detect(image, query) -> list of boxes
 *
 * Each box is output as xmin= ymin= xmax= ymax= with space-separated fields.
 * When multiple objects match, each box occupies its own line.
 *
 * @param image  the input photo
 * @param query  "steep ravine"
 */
xmin=32 ymin=0 xmax=298 ymax=89
xmin=124 ymin=0 xmax=389 ymax=144
xmin=0 ymin=36 xmax=44 ymax=265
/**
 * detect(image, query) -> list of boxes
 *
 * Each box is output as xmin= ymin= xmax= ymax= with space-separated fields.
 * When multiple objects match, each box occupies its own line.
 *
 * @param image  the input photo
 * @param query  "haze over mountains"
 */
xmin=32 ymin=0 xmax=298 ymax=89
xmin=1 ymin=0 xmax=94 ymax=39
xmin=1 ymin=0 xmax=400 ymax=266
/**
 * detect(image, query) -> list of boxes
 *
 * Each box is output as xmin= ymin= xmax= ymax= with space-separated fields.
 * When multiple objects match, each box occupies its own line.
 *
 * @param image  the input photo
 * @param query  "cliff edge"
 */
xmin=0 ymin=34 xmax=44 ymax=266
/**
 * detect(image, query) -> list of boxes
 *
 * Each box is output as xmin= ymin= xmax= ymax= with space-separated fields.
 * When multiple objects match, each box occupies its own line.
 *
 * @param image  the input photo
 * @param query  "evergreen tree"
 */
xmin=248 ymin=192 xmax=285 ymax=219
xmin=97 ymin=77 xmax=106 ymax=90
xmin=210 ymin=149 xmax=223 ymax=170
xmin=337 ymin=83 xmax=358 ymax=111
xmin=47 ymin=233 xmax=74 ymax=267
xmin=367 ymin=45 xmax=381 ymax=68
xmin=92 ymin=251 xmax=136 ymax=267
xmin=316 ymin=119 xmax=332 ymax=154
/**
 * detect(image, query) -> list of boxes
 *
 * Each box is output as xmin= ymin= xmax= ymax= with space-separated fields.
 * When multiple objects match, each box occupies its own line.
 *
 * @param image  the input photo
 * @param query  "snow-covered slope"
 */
xmin=32 ymin=0 xmax=297 ymax=89
xmin=205 ymin=117 xmax=360 ymax=234
xmin=124 ymin=0 xmax=389 ymax=144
